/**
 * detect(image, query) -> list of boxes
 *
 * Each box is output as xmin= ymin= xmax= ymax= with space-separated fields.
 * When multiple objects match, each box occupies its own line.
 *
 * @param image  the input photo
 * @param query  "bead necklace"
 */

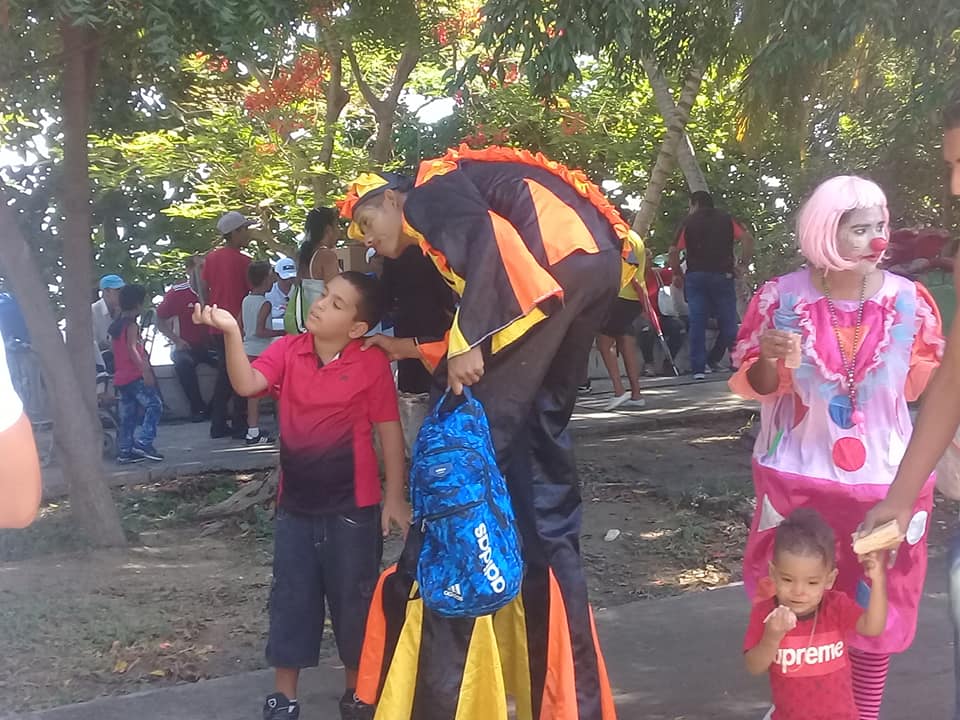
xmin=822 ymin=271 xmax=868 ymax=428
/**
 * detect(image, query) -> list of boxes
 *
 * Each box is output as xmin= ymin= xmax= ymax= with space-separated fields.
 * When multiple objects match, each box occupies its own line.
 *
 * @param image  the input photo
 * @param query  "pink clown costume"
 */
xmin=730 ymin=268 xmax=943 ymax=656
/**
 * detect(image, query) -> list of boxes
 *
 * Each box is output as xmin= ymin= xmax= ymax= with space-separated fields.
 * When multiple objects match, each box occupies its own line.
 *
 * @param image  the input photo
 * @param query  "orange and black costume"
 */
xmin=341 ymin=147 xmax=643 ymax=720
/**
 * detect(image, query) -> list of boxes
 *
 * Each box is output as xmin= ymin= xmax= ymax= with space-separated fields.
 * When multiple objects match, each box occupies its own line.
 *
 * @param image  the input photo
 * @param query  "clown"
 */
xmin=339 ymin=146 xmax=644 ymax=720
xmin=729 ymin=175 xmax=944 ymax=719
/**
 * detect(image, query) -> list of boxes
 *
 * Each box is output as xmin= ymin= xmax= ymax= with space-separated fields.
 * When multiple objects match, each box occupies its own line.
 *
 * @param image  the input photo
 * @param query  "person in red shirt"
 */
xmin=638 ymin=250 xmax=687 ymax=376
xmin=108 ymin=285 xmax=163 ymax=464
xmin=192 ymin=271 xmax=410 ymax=720
xmin=744 ymin=508 xmax=888 ymax=720
xmin=156 ymin=255 xmax=214 ymax=422
xmin=202 ymin=211 xmax=254 ymax=438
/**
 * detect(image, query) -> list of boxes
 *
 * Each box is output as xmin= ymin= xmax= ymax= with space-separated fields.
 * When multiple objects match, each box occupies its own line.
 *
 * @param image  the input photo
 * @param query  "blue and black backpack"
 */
xmin=409 ymin=389 xmax=523 ymax=617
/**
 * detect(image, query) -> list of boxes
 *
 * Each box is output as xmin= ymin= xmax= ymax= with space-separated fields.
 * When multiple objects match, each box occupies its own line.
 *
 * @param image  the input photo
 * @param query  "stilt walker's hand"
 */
xmin=447 ymin=346 xmax=484 ymax=395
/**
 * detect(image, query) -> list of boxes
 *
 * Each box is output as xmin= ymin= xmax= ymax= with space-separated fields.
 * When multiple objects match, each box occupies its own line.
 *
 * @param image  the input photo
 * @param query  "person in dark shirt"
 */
xmin=379 ymin=245 xmax=456 ymax=393
xmin=671 ymin=191 xmax=754 ymax=379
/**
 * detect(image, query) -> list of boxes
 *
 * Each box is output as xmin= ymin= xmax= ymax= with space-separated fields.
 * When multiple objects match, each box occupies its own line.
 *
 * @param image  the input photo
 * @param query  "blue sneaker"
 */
xmin=117 ymin=451 xmax=145 ymax=465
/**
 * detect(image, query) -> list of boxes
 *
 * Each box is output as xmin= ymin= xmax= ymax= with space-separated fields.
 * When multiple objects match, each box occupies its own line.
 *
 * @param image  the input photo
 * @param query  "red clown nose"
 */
xmin=869 ymin=236 xmax=888 ymax=253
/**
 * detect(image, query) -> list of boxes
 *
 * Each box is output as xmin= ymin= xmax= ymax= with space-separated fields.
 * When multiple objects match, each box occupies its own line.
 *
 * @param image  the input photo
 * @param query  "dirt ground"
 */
xmin=0 ymin=420 xmax=955 ymax=712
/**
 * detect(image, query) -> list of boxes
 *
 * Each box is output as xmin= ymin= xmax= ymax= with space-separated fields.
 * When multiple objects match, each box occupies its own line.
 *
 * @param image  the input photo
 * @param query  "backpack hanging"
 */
xmin=409 ymin=388 xmax=523 ymax=617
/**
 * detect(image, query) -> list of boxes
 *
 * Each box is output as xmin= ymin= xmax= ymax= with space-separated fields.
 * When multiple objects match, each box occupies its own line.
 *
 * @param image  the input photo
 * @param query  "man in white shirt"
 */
xmin=0 ymin=327 xmax=41 ymax=527
xmin=266 ymin=258 xmax=296 ymax=331
xmin=93 ymin=274 xmax=125 ymax=373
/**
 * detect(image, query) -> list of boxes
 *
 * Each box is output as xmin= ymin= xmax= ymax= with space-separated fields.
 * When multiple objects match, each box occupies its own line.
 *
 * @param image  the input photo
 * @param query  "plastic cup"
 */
xmin=784 ymin=333 xmax=802 ymax=369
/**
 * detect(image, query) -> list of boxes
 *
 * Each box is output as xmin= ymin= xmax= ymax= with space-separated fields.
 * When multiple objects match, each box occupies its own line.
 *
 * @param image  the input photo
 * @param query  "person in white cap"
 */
xmin=203 ymin=211 xmax=254 ymax=439
xmin=266 ymin=257 xmax=297 ymax=330
xmin=93 ymin=274 xmax=125 ymax=374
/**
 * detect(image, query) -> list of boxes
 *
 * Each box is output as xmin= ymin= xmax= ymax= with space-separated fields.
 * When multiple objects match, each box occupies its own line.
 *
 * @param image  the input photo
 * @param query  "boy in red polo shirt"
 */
xmin=193 ymin=271 xmax=410 ymax=720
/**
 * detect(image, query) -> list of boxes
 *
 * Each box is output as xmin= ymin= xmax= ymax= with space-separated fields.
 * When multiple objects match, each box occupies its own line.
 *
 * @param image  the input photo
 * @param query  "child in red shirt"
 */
xmin=744 ymin=508 xmax=888 ymax=720
xmin=193 ymin=271 xmax=410 ymax=720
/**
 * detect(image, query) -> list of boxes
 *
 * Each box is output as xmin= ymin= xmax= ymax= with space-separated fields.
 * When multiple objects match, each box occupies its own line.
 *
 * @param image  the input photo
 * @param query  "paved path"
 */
xmin=42 ymin=375 xmax=755 ymax=497
xmin=10 ymin=563 xmax=952 ymax=719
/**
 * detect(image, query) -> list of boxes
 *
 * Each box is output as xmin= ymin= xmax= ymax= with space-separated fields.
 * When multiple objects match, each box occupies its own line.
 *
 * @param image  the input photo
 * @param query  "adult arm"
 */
xmin=255 ymin=301 xmax=284 ymax=339
xmin=192 ymin=305 xmax=269 ymax=396
xmin=156 ymin=292 xmax=189 ymax=350
xmin=863 ymin=284 xmax=952 ymax=534
xmin=0 ymin=334 xmax=41 ymax=528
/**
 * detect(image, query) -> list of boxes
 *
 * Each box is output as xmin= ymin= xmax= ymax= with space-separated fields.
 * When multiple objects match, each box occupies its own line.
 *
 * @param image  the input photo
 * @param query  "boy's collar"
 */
xmin=294 ymin=334 xmax=357 ymax=360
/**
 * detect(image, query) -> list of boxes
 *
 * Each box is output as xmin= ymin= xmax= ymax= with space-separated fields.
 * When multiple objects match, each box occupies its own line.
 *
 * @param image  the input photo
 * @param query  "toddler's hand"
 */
xmin=860 ymin=551 xmax=887 ymax=583
xmin=763 ymin=605 xmax=797 ymax=638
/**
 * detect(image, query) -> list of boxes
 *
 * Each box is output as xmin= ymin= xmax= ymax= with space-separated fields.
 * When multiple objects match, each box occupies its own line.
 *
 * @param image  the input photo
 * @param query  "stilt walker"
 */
xmin=342 ymin=146 xmax=643 ymax=720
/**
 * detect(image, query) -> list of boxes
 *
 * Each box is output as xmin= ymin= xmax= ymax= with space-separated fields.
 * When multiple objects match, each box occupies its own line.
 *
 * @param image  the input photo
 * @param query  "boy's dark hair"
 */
xmin=689 ymin=191 xmax=715 ymax=209
xmin=340 ymin=271 xmax=384 ymax=328
xmin=119 ymin=284 xmax=147 ymax=312
xmin=774 ymin=508 xmax=836 ymax=567
xmin=945 ymin=96 xmax=960 ymax=131
xmin=247 ymin=261 xmax=272 ymax=288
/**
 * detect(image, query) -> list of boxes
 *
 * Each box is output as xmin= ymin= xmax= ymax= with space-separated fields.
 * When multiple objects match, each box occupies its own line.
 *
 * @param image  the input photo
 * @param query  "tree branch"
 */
xmin=345 ymin=42 xmax=387 ymax=116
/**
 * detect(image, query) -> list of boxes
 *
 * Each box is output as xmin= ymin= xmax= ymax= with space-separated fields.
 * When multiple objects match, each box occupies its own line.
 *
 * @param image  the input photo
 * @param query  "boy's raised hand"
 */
xmin=763 ymin=605 xmax=798 ymax=638
xmin=192 ymin=304 xmax=239 ymax=334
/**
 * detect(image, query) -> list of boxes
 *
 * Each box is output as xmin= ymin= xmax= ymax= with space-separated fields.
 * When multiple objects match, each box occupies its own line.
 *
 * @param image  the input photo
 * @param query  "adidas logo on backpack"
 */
xmin=443 ymin=584 xmax=464 ymax=602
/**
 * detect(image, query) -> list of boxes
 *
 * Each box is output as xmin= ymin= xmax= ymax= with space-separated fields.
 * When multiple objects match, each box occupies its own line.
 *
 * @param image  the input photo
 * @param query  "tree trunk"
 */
xmin=632 ymin=61 xmax=707 ymax=239
xmin=644 ymin=57 xmax=710 ymax=194
xmin=42 ymin=19 xmax=126 ymax=546
xmin=0 ymin=202 xmax=126 ymax=546
xmin=311 ymin=42 xmax=350 ymax=203
xmin=346 ymin=41 xmax=420 ymax=167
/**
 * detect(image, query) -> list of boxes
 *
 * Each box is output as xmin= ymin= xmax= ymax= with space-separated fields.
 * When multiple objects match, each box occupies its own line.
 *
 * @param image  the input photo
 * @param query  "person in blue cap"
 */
xmin=93 ymin=274 xmax=125 ymax=374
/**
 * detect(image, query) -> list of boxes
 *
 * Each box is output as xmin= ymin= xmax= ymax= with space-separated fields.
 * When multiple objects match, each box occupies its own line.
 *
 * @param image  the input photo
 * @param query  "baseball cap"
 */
xmin=274 ymin=257 xmax=297 ymax=280
xmin=216 ymin=211 xmax=255 ymax=236
xmin=99 ymin=274 xmax=125 ymax=290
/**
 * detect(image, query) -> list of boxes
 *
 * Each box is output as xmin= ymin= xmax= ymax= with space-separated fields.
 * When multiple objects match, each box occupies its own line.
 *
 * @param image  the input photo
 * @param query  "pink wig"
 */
xmin=797 ymin=176 xmax=889 ymax=272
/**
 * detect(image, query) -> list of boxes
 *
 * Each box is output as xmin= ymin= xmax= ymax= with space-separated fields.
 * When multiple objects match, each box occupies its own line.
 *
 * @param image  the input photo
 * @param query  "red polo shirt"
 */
xmin=253 ymin=335 xmax=400 ymax=515
xmin=202 ymin=246 xmax=251 ymax=330
xmin=156 ymin=282 xmax=209 ymax=348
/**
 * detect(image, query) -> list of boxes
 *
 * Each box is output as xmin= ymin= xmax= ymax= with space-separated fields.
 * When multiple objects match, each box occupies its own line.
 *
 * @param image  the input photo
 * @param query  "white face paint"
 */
xmin=836 ymin=206 xmax=888 ymax=275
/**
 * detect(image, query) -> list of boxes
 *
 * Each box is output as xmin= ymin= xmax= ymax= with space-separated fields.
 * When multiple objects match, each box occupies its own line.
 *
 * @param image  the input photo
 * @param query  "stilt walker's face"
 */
xmin=354 ymin=190 xmax=406 ymax=259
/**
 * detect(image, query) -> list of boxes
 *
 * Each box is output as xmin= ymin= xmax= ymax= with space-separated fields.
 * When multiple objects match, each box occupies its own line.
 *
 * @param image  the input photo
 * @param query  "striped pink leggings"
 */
xmin=850 ymin=650 xmax=890 ymax=720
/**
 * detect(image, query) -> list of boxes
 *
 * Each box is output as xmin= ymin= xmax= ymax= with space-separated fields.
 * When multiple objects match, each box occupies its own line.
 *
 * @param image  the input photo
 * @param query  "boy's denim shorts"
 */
xmin=265 ymin=505 xmax=383 ymax=670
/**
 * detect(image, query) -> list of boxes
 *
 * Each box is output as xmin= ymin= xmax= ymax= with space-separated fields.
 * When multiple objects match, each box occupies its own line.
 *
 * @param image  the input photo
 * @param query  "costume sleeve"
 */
xmin=251 ymin=335 xmax=290 ymax=395
xmin=366 ymin=349 xmax=401 ymax=424
xmin=403 ymin=170 xmax=562 ymax=358
xmin=729 ymin=280 xmax=793 ymax=400
xmin=905 ymin=282 xmax=945 ymax=401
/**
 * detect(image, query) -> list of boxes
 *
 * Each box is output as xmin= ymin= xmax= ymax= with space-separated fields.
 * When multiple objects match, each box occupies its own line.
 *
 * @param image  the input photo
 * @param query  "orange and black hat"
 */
xmin=338 ymin=172 xmax=413 ymax=241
